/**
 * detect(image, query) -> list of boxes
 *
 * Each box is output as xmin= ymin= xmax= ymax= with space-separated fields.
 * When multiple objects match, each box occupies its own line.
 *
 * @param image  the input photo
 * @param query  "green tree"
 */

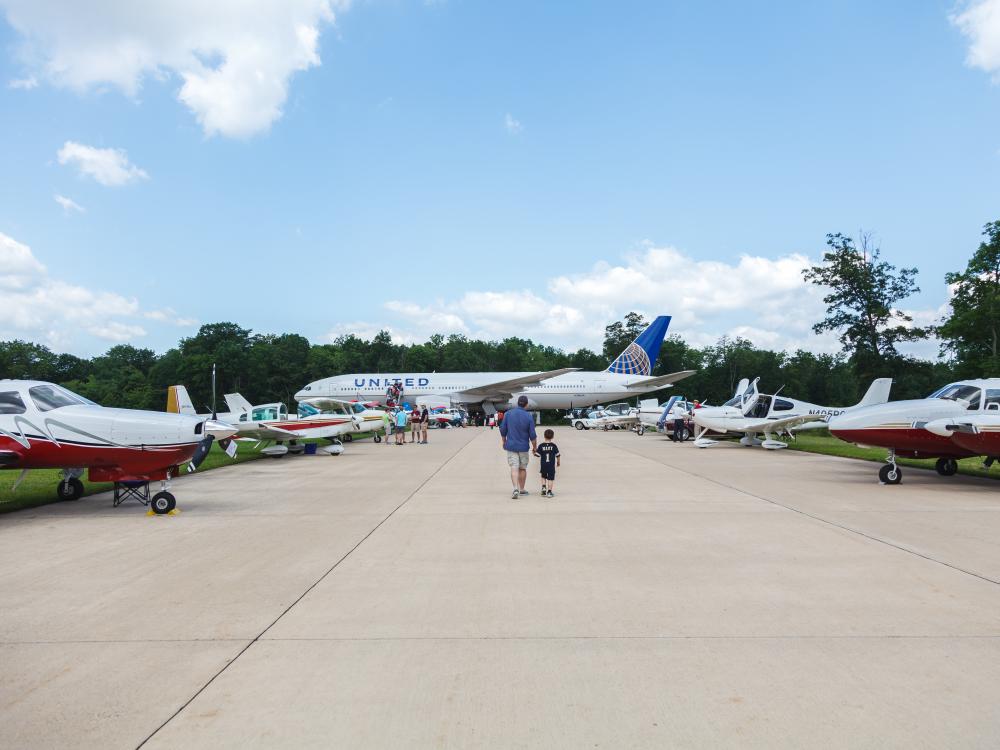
xmin=803 ymin=232 xmax=924 ymax=383
xmin=603 ymin=312 xmax=648 ymax=361
xmin=938 ymin=220 xmax=1000 ymax=377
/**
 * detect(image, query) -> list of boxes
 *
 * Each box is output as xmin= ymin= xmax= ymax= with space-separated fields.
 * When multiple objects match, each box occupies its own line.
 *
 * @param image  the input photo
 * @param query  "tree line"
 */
xmin=2 ymin=222 xmax=998 ymax=412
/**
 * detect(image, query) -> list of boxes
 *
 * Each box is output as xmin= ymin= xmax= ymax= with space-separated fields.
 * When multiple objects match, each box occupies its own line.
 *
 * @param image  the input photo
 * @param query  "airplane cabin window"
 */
xmin=29 ymin=384 xmax=90 ymax=411
xmin=987 ymin=389 xmax=1000 ymax=410
xmin=773 ymin=398 xmax=794 ymax=412
xmin=0 ymin=391 xmax=26 ymax=414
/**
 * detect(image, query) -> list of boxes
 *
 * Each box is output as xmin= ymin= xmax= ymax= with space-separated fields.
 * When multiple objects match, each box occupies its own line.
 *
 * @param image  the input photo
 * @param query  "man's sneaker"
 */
xmin=511 ymin=489 xmax=520 ymax=499
xmin=519 ymin=490 xmax=528 ymax=496
xmin=547 ymin=490 xmax=554 ymax=498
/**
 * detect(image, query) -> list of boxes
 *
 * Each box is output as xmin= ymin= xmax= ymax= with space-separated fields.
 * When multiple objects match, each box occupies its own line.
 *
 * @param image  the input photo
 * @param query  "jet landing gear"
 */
xmin=879 ymin=450 xmax=902 ymax=485
xmin=935 ymin=458 xmax=958 ymax=476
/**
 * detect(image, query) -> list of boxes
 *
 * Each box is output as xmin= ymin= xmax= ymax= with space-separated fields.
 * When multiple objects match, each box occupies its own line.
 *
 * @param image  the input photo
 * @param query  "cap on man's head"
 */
xmin=517 ymin=395 xmax=529 ymax=407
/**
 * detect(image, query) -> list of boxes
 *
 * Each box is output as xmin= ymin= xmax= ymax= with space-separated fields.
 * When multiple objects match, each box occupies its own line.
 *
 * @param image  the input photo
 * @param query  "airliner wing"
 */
xmin=458 ymin=368 xmax=580 ymax=398
xmin=624 ymin=370 xmax=696 ymax=390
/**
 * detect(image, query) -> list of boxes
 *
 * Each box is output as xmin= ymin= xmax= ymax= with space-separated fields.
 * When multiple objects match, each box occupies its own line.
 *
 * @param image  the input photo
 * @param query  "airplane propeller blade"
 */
xmin=189 ymin=435 xmax=215 ymax=470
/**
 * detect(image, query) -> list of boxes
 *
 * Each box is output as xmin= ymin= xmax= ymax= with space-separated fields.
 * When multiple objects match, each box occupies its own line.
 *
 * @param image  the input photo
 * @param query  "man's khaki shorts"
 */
xmin=506 ymin=450 xmax=530 ymax=468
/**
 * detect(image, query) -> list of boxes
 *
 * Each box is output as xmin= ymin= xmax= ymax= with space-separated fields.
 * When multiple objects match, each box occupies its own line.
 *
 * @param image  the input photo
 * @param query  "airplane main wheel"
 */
xmin=56 ymin=477 xmax=84 ymax=501
xmin=935 ymin=458 xmax=958 ymax=476
xmin=637 ymin=424 xmax=645 ymax=436
xmin=151 ymin=491 xmax=176 ymax=515
xmin=878 ymin=464 xmax=902 ymax=485
xmin=374 ymin=434 xmax=382 ymax=443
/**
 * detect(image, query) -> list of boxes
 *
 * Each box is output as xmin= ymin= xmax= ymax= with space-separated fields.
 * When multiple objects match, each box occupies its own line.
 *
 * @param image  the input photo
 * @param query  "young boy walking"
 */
xmin=535 ymin=429 xmax=561 ymax=497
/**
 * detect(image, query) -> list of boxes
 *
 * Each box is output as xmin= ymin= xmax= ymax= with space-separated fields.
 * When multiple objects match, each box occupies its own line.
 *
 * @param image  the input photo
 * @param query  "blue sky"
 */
xmin=1 ymin=0 xmax=999 ymax=357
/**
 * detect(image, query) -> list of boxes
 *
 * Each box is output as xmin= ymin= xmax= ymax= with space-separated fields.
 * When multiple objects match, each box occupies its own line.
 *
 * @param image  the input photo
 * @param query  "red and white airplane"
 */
xmin=0 ymin=379 xmax=236 ymax=513
xmin=828 ymin=379 xmax=1000 ymax=484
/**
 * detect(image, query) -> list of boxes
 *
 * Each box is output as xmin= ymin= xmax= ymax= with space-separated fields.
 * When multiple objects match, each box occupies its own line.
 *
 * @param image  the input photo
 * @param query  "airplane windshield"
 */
xmin=929 ymin=384 xmax=982 ymax=409
xmin=351 ymin=403 xmax=366 ymax=414
xmin=29 ymin=384 xmax=94 ymax=411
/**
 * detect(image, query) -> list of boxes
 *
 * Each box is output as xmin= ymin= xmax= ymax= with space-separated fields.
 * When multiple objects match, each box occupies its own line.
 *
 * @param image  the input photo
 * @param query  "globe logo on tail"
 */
xmin=608 ymin=342 xmax=651 ymax=376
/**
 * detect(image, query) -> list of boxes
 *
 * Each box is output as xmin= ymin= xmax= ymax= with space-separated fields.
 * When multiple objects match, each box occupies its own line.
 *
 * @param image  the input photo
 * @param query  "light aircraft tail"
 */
xmin=606 ymin=316 xmax=671 ymax=376
xmin=167 ymin=385 xmax=197 ymax=416
xmin=854 ymin=378 xmax=893 ymax=409
xmin=224 ymin=393 xmax=253 ymax=416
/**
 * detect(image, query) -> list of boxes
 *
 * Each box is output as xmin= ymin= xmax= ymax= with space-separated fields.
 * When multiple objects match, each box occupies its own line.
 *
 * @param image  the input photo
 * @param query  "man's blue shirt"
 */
xmin=499 ymin=407 xmax=537 ymax=452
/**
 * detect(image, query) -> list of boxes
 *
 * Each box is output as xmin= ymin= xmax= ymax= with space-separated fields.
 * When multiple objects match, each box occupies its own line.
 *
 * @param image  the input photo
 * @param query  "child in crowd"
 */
xmin=534 ymin=428 xmax=561 ymax=498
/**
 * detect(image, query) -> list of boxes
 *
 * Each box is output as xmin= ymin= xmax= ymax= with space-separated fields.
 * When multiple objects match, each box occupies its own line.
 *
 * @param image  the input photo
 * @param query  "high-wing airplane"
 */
xmin=829 ymin=379 xmax=1000 ymax=484
xmin=0 ymin=379 xmax=236 ymax=513
xmin=693 ymin=377 xmax=893 ymax=450
xmin=295 ymin=315 xmax=695 ymax=412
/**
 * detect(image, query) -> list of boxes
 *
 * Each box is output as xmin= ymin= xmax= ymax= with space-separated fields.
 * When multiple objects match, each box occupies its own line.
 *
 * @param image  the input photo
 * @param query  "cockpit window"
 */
xmin=29 ymin=384 xmax=92 ymax=412
xmin=930 ymin=384 xmax=981 ymax=410
xmin=0 ymin=391 xmax=26 ymax=415
xmin=252 ymin=406 xmax=280 ymax=422
xmin=773 ymin=398 xmax=794 ymax=412
xmin=352 ymin=403 xmax=366 ymax=414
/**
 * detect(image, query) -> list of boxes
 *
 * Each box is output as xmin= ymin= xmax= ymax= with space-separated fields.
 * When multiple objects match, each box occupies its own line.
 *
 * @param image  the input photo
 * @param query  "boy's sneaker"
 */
xmin=511 ymin=488 xmax=519 ymax=499
xmin=547 ymin=490 xmax=554 ymax=498
xmin=519 ymin=490 xmax=528 ymax=496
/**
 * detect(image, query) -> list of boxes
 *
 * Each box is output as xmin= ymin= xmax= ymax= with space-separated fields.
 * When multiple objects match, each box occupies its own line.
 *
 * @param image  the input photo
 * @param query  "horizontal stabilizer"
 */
xmin=625 ymin=370 xmax=696 ymax=390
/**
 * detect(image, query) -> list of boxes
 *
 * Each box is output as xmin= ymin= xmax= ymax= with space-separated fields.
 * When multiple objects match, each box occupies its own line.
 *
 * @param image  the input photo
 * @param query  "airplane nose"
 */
xmin=203 ymin=419 xmax=238 ymax=440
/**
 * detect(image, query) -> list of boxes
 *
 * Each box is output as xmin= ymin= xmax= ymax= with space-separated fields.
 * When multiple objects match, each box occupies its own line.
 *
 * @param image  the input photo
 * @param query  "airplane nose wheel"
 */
xmin=56 ymin=477 xmax=85 ymax=501
xmin=878 ymin=464 xmax=902 ymax=485
xmin=151 ymin=491 xmax=176 ymax=515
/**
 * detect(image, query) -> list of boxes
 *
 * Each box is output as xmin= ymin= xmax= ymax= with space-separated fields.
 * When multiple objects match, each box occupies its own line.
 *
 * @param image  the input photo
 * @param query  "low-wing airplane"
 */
xmin=693 ymin=377 xmax=893 ymax=450
xmin=0 ymin=379 xmax=236 ymax=513
xmin=295 ymin=315 xmax=695 ymax=413
xmin=829 ymin=379 xmax=1000 ymax=484
xmin=168 ymin=386 xmax=386 ymax=456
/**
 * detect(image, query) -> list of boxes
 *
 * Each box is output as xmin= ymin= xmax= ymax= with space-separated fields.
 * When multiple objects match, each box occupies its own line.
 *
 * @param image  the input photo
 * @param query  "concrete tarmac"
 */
xmin=2 ymin=426 xmax=1000 ymax=748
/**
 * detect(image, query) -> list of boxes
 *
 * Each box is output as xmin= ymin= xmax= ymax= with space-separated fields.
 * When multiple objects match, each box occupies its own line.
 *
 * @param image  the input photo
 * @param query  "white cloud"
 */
xmin=53 ymin=193 xmax=84 ymax=214
xmin=8 ymin=75 xmax=37 ymax=89
xmin=1 ymin=0 xmax=347 ymax=138
xmin=57 ymin=141 xmax=149 ymax=186
xmin=350 ymin=243 xmax=947 ymax=359
xmin=0 ymin=231 xmax=195 ymax=352
xmin=87 ymin=321 xmax=147 ymax=342
xmin=357 ymin=244 xmax=860 ymax=355
xmin=144 ymin=308 xmax=198 ymax=327
xmin=504 ymin=113 xmax=523 ymax=135
xmin=952 ymin=0 xmax=1000 ymax=78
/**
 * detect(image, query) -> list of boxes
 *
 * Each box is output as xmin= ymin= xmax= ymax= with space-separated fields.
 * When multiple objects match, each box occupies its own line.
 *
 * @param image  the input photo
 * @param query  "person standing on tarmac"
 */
xmin=499 ymin=395 xmax=537 ymax=499
xmin=420 ymin=405 xmax=430 ymax=443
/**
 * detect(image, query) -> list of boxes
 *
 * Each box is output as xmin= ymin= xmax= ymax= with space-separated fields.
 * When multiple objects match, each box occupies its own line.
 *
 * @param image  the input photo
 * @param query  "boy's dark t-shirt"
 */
xmin=537 ymin=442 xmax=560 ymax=473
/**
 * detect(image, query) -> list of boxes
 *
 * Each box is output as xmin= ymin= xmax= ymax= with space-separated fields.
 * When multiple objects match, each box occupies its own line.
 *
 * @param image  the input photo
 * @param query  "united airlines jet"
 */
xmin=295 ymin=316 xmax=694 ymax=413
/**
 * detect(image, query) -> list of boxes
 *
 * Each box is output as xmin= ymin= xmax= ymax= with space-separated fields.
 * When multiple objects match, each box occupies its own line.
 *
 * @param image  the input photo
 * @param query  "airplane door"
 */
xmin=739 ymin=378 xmax=760 ymax=416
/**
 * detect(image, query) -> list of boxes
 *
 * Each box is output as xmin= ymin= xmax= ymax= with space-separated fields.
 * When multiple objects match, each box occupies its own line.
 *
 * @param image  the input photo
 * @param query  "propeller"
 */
xmin=188 ymin=435 xmax=215 ymax=472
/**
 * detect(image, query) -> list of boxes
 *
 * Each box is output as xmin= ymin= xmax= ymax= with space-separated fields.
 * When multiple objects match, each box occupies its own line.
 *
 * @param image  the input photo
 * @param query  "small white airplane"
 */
xmin=168 ymin=386 xmax=385 ymax=457
xmin=295 ymin=315 xmax=695 ymax=413
xmin=1 ymin=379 xmax=236 ymax=513
xmin=692 ymin=377 xmax=893 ymax=450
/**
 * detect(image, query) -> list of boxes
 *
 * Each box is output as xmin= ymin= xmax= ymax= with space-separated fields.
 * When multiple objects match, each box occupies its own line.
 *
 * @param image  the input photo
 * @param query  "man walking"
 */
xmin=499 ymin=395 xmax=537 ymax=499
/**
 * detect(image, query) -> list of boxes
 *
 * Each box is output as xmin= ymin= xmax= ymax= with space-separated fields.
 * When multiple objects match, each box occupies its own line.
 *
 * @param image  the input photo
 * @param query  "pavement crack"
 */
xmin=135 ymin=430 xmax=480 ymax=749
